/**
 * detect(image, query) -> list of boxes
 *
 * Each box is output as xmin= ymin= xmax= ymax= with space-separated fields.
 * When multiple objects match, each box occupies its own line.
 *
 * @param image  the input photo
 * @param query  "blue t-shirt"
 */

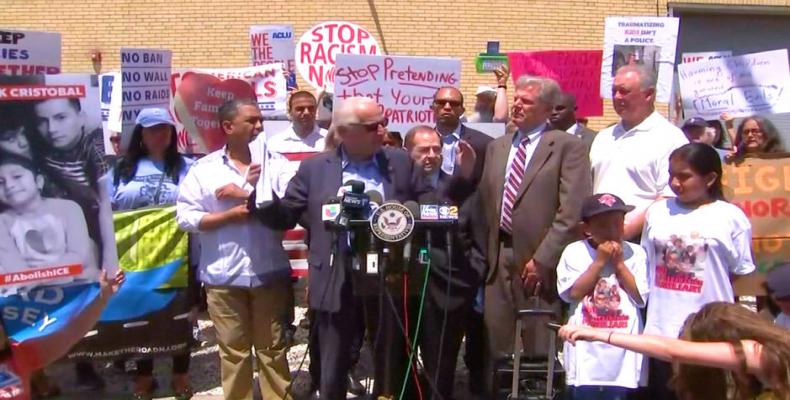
xmin=106 ymin=157 xmax=193 ymax=211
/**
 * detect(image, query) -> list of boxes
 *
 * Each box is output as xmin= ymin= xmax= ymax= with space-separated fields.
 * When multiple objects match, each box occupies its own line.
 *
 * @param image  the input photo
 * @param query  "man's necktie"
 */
xmin=500 ymin=137 xmax=530 ymax=233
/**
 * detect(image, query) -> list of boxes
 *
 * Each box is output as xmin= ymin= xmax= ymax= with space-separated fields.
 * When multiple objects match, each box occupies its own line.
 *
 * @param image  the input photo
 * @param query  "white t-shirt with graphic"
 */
xmin=557 ymin=239 xmax=650 ymax=388
xmin=642 ymin=199 xmax=755 ymax=338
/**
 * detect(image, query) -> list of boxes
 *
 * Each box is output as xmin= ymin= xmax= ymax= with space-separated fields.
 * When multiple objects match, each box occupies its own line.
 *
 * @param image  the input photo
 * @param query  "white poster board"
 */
xmin=334 ymin=54 xmax=461 ymax=133
xmin=600 ymin=17 xmax=679 ymax=103
xmin=678 ymin=49 xmax=790 ymax=120
xmin=0 ymin=29 xmax=61 ymax=75
xmin=120 ymin=48 xmax=172 ymax=145
xmin=681 ymin=51 xmax=732 ymax=64
xmin=250 ymin=25 xmax=295 ymax=91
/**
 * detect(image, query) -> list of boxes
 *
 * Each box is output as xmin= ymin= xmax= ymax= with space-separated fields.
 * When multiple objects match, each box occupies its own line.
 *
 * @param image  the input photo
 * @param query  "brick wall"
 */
xmin=2 ymin=0 xmax=788 ymax=129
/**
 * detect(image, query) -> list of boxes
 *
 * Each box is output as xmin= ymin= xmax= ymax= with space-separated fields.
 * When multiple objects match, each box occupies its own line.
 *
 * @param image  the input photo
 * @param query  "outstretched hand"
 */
xmin=99 ymin=269 xmax=125 ymax=300
xmin=559 ymin=324 xmax=604 ymax=346
xmin=455 ymin=139 xmax=477 ymax=179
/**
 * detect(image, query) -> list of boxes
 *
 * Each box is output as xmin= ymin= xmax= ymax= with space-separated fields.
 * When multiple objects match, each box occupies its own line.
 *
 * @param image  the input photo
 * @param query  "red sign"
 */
xmin=508 ymin=50 xmax=603 ymax=117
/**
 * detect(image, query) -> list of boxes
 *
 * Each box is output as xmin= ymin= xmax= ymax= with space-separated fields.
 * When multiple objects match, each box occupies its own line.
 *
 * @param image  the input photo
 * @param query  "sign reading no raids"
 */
xmin=120 ymin=48 xmax=172 ymax=140
xmin=296 ymin=21 xmax=380 ymax=91
xmin=334 ymin=54 xmax=461 ymax=132
xmin=0 ymin=29 xmax=61 ymax=75
xmin=678 ymin=49 xmax=790 ymax=120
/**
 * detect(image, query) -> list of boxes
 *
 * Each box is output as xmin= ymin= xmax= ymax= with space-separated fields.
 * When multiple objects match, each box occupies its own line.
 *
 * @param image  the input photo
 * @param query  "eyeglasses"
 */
xmin=351 ymin=117 xmax=388 ymax=132
xmin=743 ymin=128 xmax=763 ymax=136
xmin=433 ymin=99 xmax=463 ymax=108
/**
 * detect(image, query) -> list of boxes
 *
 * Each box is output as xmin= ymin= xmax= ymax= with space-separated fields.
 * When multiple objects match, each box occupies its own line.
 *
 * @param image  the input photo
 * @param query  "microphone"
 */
xmin=338 ymin=180 xmax=369 ymax=227
xmin=322 ymin=196 xmax=342 ymax=226
xmin=365 ymin=190 xmax=383 ymax=219
xmin=402 ymin=200 xmax=420 ymax=271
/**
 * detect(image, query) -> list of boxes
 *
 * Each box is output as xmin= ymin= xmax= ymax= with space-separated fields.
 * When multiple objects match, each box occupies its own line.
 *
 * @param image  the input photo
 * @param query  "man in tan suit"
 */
xmin=478 ymin=76 xmax=591 ymax=384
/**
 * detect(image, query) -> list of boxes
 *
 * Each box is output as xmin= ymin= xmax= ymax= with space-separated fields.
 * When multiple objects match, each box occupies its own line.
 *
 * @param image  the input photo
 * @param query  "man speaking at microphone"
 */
xmin=251 ymin=97 xmax=475 ymax=399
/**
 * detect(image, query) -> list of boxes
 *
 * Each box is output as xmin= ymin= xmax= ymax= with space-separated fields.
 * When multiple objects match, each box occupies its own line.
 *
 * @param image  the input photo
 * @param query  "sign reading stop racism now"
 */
xmin=295 ymin=21 xmax=380 ymax=91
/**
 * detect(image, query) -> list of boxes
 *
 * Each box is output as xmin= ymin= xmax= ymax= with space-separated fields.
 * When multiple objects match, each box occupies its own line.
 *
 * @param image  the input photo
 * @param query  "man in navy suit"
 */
xmin=404 ymin=124 xmax=490 ymax=398
xmin=253 ymin=97 xmax=477 ymax=399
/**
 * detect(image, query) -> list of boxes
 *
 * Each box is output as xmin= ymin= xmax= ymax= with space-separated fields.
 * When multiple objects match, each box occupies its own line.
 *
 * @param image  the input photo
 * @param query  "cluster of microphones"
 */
xmin=320 ymin=181 xmax=459 ymax=276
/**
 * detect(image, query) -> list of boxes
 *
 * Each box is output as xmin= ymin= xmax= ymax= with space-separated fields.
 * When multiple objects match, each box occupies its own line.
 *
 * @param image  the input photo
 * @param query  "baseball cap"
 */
xmin=766 ymin=262 xmax=790 ymax=299
xmin=476 ymin=85 xmax=496 ymax=96
xmin=135 ymin=108 xmax=176 ymax=128
xmin=682 ymin=116 xmax=708 ymax=130
xmin=581 ymin=193 xmax=635 ymax=220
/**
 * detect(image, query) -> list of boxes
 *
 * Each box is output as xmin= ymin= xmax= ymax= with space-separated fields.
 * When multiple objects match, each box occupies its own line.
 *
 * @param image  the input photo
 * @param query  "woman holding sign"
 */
xmin=105 ymin=108 xmax=195 ymax=400
xmin=727 ymin=116 xmax=786 ymax=164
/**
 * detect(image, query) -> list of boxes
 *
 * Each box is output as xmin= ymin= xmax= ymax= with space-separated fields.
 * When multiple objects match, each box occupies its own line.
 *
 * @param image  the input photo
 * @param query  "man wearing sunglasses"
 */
xmin=252 ymin=97 xmax=479 ymax=399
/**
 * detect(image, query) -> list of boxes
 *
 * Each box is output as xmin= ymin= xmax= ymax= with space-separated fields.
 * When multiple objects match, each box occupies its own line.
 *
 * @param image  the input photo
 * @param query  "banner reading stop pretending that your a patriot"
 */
xmin=600 ymin=16 xmax=679 ymax=103
xmin=295 ymin=21 xmax=380 ymax=92
xmin=0 ymin=29 xmax=61 ymax=75
xmin=334 ymin=54 xmax=461 ymax=133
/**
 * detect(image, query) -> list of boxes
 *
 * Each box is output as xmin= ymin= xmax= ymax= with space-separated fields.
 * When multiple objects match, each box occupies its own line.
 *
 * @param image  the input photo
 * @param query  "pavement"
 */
xmin=43 ymin=306 xmax=485 ymax=400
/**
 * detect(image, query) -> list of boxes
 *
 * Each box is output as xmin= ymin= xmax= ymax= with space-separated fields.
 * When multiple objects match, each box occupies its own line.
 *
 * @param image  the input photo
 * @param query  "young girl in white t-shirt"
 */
xmin=557 ymin=193 xmax=649 ymax=400
xmin=640 ymin=142 xmax=756 ymax=399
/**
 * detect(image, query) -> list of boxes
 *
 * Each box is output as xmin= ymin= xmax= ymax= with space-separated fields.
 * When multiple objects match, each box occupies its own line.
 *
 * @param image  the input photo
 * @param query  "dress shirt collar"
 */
xmin=514 ymin=122 xmax=547 ymax=145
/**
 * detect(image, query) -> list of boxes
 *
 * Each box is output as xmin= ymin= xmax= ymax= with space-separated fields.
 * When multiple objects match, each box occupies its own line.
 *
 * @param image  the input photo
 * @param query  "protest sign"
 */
xmin=120 ymin=48 xmax=172 ymax=147
xmin=250 ymin=24 xmax=296 ymax=89
xmin=99 ymin=71 xmax=121 ymax=154
xmin=0 ymin=29 xmax=60 ymax=75
xmin=334 ymin=54 xmax=461 ymax=132
xmin=296 ymin=21 xmax=380 ymax=91
xmin=681 ymin=51 xmax=731 ymax=64
xmin=508 ymin=50 xmax=603 ymax=117
xmin=601 ymin=16 xmax=679 ymax=103
xmin=1 ymin=205 xmax=191 ymax=359
xmin=0 ymin=74 xmax=111 ymax=296
xmin=172 ymin=63 xmax=286 ymax=153
xmin=721 ymin=155 xmax=790 ymax=295
xmin=677 ymin=49 xmax=790 ymax=120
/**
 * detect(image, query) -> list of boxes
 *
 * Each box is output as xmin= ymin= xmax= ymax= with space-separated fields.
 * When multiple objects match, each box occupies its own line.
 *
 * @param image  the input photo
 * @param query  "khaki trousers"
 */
xmin=206 ymin=284 xmax=291 ymax=400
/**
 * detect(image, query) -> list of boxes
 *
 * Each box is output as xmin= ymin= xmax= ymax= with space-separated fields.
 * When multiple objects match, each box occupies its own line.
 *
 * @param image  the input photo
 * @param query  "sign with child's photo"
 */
xmin=600 ymin=16 xmax=679 ymax=103
xmin=0 ymin=74 xmax=114 ymax=296
xmin=0 ymin=73 xmax=123 ymax=347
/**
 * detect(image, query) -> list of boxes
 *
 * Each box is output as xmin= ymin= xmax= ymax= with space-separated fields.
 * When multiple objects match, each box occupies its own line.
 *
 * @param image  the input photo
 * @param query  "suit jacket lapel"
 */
xmin=515 ymin=133 xmax=553 ymax=203
xmin=376 ymin=151 xmax=394 ymax=199
xmin=326 ymin=148 xmax=344 ymax=198
xmin=491 ymin=134 xmax=512 ymax=215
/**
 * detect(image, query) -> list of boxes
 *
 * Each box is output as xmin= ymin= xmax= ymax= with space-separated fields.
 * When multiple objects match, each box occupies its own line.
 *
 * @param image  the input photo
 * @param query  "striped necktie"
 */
xmin=500 ymin=136 xmax=530 ymax=233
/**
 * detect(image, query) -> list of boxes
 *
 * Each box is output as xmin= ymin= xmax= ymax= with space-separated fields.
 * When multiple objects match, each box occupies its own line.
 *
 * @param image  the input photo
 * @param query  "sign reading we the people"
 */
xmin=334 ymin=54 xmax=461 ymax=132
xmin=600 ymin=16 xmax=679 ymax=103
xmin=250 ymin=24 xmax=296 ymax=90
xmin=722 ymin=155 xmax=790 ymax=295
xmin=295 ymin=21 xmax=380 ymax=91
xmin=508 ymin=50 xmax=604 ymax=117
xmin=678 ymin=49 xmax=790 ymax=120
xmin=0 ymin=29 xmax=61 ymax=75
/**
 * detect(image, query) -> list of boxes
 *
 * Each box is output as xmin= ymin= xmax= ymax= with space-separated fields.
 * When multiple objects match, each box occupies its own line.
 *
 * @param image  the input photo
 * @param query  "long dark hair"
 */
xmin=114 ymin=123 xmax=184 ymax=186
xmin=673 ymin=302 xmax=790 ymax=400
xmin=731 ymin=116 xmax=785 ymax=162
xmin=670 ymin=142 xmax=724 ymax=201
